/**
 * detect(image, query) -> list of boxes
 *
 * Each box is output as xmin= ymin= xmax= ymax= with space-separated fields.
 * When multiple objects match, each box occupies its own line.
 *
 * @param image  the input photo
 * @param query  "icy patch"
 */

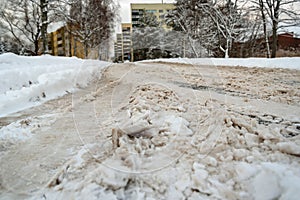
xmin=0 ymin=114 xmax=58 ymax=142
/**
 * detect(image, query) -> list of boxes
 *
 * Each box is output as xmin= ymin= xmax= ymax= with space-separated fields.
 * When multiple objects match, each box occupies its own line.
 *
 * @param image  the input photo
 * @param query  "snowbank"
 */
xmin=0 ymin=53 xmax=110 ymax=117
xmin=141 ymin=57 xmax=300 ymax=70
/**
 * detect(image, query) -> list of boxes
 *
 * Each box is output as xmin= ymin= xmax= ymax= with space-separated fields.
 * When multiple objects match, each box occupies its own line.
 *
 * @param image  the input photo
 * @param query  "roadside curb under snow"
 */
xmin=139 ymin=57 xmax=300 ymax=70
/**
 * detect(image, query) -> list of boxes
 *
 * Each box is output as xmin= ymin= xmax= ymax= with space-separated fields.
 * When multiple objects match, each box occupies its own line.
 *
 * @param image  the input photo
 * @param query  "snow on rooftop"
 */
xmin=47 ymin=21 xmax=65 ymax=33
xmin=279 ymin=25 xmax=300 ymax=38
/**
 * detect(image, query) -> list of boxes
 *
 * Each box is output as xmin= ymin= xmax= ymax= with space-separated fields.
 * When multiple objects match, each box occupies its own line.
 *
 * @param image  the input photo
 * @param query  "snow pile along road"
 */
xmin=142 ymin=57 xmax=300 ymax=70
xmin=0 ymin=53 xmax=110 ymax=117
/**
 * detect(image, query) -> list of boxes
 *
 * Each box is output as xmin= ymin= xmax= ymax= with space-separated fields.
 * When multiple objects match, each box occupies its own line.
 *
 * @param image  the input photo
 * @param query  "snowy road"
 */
xmin=1 ymin=62 xmax=300 ymax=199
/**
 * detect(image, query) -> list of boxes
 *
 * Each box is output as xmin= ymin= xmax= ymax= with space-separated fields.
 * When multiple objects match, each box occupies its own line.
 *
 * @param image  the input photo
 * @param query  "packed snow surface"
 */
xmin=0 ymin=53 xmax=110 ymax=117
xmin=142 ymin=57 xmax=300 ymax=70
xmin=0 ymin=55 xmax=300 ymax=200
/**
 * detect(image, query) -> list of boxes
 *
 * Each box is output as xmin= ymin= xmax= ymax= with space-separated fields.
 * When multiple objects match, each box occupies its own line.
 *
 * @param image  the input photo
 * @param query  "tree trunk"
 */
xmin=225 ymin=48 xmax=229 ymax=58
xmin=271 ymin=21 xmax=278 ymax=58
xmin=259 ymin=0 xmax=270 ymax=58
xmin=34 ymin=40 xmax=39 ymax=55
xmin=183 ymin=38 xmax=186 ymax=58
xmin=188 ymin=36 xmax=199 ymax=58
xmin=270 ymin=0 xmax=280 ymax=58
xmin=221 ymin=39 xmax=230 ymax=58
xmin=264 ymin=27 xmax=271 ymax=58
xmin=69 ymin=34 xmax=72 ymax=57
xmin=74 ymin=38 xmax=77 ymax=57
xmin=40 ymin=0 xmax=48 ymax=54
xmin=84 ymin=42 xmax=89 ymax=58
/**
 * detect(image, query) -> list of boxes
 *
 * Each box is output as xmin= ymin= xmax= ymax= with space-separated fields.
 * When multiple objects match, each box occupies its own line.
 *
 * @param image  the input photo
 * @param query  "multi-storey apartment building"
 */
xmin=122 ymin=23 xmax=133 ymax=62
xmin=114 ymin=23 xmax=133 ymax=62
xmin=114 ymin=33 xmax=123 ymax=62
xmin=114 ymin=3 xmax=175 ymax=62
xmin=46 ymin=22 xmax=107 ymax=60
xmin=131 ymin=3 xmax=175 ymax=29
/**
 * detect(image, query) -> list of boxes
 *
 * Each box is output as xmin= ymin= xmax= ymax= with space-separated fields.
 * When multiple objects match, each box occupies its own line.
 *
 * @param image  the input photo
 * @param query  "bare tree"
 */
xmin=166 ymin=0 xmax=246 ymax=58
xmin=68 ymin=0 xmax=117 ymax=58
xmin=0 ymin=0 xmax=64 ymax=55
xmin=255 ymin=0 xmax=300 ymax=58
xmin=166 ymin=0 xmax=215 ymax=57
xmin=258 ymin=0 xmax=271 ymax=58
xmin=201 ymin=0 xmax=245 ymax=58
xmin=40 ymin=0 xmax=49 ymax=54
xmin=0 ymin=0 xmax=42 ymax=55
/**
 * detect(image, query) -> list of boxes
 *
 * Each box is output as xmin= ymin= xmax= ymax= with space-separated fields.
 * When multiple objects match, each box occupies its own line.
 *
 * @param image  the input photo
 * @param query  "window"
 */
xmin=146 ymin=10 xmax=157 ymax=13
xmin=132 ymin=10 xmax=139 ymax=15
xmin=159 ymin=10 xmax=163 ymax=13
xmin=122 ymin=27 xmax=131 ymax=32
xmin=58 ymin=50 xmax=64 ymax=56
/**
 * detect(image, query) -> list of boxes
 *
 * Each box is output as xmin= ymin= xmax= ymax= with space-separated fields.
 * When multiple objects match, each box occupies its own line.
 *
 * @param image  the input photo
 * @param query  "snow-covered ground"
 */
xmin=141 ymin=57 xmax=300 ymax=70
xmin=0 ymin=55 xmax=300 ymax=200
xmin=0 ymin=53 xmax=110 ymax=117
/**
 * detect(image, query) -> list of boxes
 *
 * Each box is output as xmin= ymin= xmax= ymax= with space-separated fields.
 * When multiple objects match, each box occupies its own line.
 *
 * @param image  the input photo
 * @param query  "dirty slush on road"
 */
xmin=1 ymin=62 xmax=300 ymax=199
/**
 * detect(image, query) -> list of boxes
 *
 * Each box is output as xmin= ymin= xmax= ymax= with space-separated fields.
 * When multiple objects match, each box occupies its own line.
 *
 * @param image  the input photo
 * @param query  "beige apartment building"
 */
xmin=131 ymin=3 xmax=175 ymax=29
xmin=114 ymin=33 xmax=123 ymax=61
xmin=114 ymin=23 xmax=133 ymax=62
xmin=122 ymin=23 xmax=133 ymax=62
xmin=114 ymin=3 xmax=175 ymax=62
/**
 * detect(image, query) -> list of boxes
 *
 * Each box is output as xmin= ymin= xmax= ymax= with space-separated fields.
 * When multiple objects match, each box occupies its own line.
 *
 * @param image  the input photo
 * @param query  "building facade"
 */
xmin=114 ymin=3 xmax=175 ymax=62
xmin=131 ymin=3 xmax=175 ymax=29
xmin=232 ymin=32 xmax=300 ymax=58
xmin=114 ymin=33 xmax=123 ymax=62
xmin=46 ymin=23 xmax=105 ymax=60
xmin=114 ymin=24 xmax=133 ymax=62
xmin=122 ymin=23 xmax=133 ymax=62
xmin=46 ymin=24 xmax=85 ymax=58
